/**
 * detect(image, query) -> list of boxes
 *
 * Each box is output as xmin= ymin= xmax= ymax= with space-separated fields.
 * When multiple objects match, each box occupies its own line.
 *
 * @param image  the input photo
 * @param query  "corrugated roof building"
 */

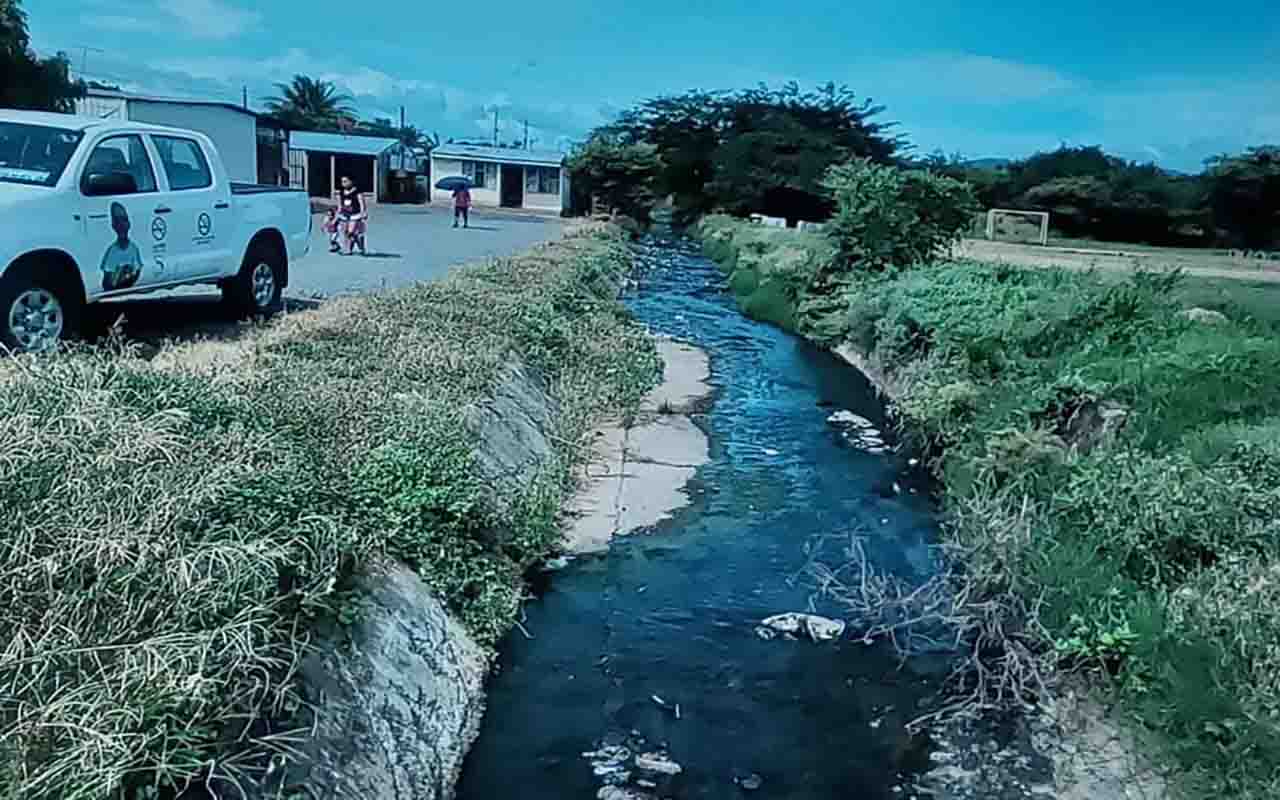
xmin=74 ymin=89 xmax=289 ymax=185
xmin=430 ymin=143 xmax=568 ymax=213
xmin=288 ymin=131 xmax=408 ymax=203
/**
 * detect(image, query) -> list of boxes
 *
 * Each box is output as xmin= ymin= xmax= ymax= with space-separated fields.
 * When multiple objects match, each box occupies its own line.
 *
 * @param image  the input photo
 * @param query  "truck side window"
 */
xmin=82 ymin=135 xmax=157 ymax=194
xmin=152 ymin=136 xmax=213 ymax=191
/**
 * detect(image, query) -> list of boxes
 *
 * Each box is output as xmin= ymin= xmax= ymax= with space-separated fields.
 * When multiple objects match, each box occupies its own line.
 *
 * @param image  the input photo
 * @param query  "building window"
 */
xmin=461 ymin=160 xmax=493 ymax=188
xmin=525 ymin=166 xmax=560 ymax=194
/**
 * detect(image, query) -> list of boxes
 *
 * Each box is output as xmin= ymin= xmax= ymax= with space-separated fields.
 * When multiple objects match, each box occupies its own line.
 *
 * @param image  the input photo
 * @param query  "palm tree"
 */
xmin=265 ymin=75 xmax=355 ymax=130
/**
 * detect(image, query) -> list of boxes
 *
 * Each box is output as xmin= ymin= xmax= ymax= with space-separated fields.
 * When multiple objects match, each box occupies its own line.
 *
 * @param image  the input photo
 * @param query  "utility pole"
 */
xmin=399 ymin=105 xmax=406 ymax=168
xmin=242 ymin=85 xmax=248 ymax=109
xmin=523 ymin=119 xmax=529 ymax=150
xmin=493 ymin=109 xmax=499 ymax=147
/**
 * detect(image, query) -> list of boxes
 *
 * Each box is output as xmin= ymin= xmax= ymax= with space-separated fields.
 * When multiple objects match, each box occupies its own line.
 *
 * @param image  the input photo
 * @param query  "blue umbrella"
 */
xmin=435 ymin=175 xmax=474 ymax=191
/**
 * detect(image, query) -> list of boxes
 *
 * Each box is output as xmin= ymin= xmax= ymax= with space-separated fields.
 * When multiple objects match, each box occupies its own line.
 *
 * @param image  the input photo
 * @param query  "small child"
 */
xmin=323 ymin=208 xmax=340 ymax=252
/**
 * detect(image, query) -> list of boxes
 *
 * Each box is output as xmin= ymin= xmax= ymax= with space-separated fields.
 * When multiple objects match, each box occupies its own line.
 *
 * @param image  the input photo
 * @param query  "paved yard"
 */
xmin=94 ymin=204 xmax=565 ymax=343
xmin=293 ymin=204 xmax=565 ymax=297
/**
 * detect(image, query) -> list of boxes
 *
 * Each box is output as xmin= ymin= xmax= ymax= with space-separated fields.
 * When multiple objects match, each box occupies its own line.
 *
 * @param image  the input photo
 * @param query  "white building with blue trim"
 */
xmin=429 ymin=143 xmax=568 ymax=213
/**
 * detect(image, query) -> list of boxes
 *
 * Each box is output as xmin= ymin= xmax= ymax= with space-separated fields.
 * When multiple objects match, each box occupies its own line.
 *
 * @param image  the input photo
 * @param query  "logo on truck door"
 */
xmin=197 ymin=212 xmax=213 ymax=238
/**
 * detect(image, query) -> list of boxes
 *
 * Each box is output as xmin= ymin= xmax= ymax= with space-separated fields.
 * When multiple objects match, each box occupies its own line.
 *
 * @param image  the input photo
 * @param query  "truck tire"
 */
xmin=224 ymin=239 xmax=285 ymax=317
xmin=0 ymin=268 xmax=80 ymax=353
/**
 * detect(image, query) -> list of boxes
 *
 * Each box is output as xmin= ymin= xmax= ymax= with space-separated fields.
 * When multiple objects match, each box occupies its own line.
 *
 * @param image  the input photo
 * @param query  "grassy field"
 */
xmin=0 ymin=225 xmax=659 ymax=800
xmin=699 ymin=215 xmax=1280 ymax=799
xmin=956 ymin=238 xmax=1280 ymax=283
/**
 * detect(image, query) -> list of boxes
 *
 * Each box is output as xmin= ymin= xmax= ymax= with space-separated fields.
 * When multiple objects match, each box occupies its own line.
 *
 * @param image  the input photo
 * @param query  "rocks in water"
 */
xmin=827 ymin=410 xmax=875 ymax=429
xmin=827 ymin=409 xmax=892 ymax=454
xmin=636 ymin=752 xmax=683 ymax=776
xmin=543 ymin=555 xmax=574 ymax=571
xmin=598 ymin=788 xmax=656 ymax=800
xmin=756 ymin=612 xmax=846 ymax=642
xmin=585 ymin=734 xmax=681 ymax=799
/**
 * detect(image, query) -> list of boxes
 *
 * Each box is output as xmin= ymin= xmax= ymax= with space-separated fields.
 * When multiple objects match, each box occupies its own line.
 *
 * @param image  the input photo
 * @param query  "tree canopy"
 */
xmin=588 ymin=82 xmax=900 ymax=223
xmin=1205 ymin=147 xmax=1280 ymax=249
xmin=265 ymin=76 xmax=356 ymax=130
xmin=0 ymin=0 xmax=83 ymax=112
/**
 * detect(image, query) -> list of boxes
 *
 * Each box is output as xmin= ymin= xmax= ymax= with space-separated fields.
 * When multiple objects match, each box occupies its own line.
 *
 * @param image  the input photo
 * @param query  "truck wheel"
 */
xmin=225 ymin=240 xmax=285 ymax=316
xmin=0 ymin=271 xmax=78 ymax=353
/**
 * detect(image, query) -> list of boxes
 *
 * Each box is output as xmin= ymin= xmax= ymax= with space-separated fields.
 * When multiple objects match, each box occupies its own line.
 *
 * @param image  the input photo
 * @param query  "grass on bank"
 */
xmin=699 ymin=214 xmax=1280 ymax=799
xmin=0 ymin=225 xmax=659 ymax=800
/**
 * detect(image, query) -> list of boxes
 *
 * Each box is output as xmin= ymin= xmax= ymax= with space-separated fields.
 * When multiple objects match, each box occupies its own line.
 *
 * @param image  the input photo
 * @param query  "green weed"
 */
xmin=700 ymin=216 xmax=1280 ymax=798
xmin=0 ymin=224 xmax=659 ymax=800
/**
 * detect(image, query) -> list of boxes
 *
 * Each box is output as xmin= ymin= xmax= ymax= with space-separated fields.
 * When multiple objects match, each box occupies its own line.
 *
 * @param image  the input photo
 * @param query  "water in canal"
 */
xmin=457 ymin=238 xmax=948 ymax=799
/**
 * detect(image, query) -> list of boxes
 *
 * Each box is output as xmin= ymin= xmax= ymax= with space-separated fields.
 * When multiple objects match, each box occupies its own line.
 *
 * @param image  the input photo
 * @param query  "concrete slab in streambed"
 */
xmin=641 ymin=338 xmax=713 ymax=415
xmin=564 ymin=338 xmax=712 ymax=554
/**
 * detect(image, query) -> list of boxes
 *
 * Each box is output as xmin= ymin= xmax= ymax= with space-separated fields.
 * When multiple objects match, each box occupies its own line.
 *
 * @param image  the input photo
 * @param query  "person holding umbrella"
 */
xmin=452 ymin=184 xmax=471 ymax=228
xmin=435 ymin=175 xmax=474 ymax=229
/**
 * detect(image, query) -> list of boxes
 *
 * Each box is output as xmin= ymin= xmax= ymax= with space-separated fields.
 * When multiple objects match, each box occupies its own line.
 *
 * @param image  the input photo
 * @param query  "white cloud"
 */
xmin=867 ymin=53 xmax=1079 ymax=104
xmin=82 ymin=15 xmax=172 ymax=35
xmin=85 ymin=0 xmax=260 ymax=40
xmin=165 ymin=0 xmax=261 ymax=39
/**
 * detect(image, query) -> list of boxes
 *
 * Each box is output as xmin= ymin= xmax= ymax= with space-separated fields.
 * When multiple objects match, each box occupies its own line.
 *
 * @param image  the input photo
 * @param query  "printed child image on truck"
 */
xmin=99 ymin=202 xmax=143 ymax=291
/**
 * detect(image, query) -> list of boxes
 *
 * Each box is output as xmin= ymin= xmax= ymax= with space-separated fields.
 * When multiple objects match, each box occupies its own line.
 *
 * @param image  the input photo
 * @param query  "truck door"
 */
xmin=148 ymin=134 xmax=232 ymax=280
xmin=78 ymin=133 xmax=170 ymax=295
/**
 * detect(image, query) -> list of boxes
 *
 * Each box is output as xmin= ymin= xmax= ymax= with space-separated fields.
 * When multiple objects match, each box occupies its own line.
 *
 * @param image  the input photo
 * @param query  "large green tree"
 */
xmin=265 ymin=75 xmax=355 ymax=130
xmin=0 ymin=0 xmax=83 ymax=112
xmin=567 ymin=135 xmax=661 ymax=219
xmin=600 ymin=82 xmax=900 ymax=223
xmin=1205 ymin=146 xmax=1280 ymax=249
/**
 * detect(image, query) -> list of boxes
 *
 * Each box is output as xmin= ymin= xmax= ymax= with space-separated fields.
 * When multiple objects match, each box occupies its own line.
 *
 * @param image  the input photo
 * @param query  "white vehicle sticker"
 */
xmin=0 ymin=167 xmax=51 ymax=182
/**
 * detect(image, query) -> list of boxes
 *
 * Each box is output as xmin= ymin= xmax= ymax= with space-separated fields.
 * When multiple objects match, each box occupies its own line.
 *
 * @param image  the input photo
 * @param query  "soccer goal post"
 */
xmin=985 ymin=209 xmax=1050 ymax=246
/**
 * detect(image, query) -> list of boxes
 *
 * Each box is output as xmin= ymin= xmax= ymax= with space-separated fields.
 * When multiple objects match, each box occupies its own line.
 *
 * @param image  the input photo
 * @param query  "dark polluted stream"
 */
xmin=457 ymin=238 xmax=949 ymax=799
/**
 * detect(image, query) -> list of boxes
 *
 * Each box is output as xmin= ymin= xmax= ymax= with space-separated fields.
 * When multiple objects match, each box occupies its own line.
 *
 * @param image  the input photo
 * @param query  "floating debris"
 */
xmin=763 ymin=447 xmax=781 ymax=456
xmin=756 ymin=612 xmax=846 ymax=642
xmin=736 ymin=773 xmax=764 ymax=791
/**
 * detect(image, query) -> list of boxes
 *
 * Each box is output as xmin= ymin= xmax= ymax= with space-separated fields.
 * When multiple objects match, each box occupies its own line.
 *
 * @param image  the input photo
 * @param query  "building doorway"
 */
xmin=500 ymin=165 xmax=524 ymax=208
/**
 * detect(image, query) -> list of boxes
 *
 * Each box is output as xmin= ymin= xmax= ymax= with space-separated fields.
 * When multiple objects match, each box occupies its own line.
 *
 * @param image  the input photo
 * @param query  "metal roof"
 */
xmin=431 ymin=142 xmax=565 ymax=167
xmin=290 ymin=131 xmax=400 ymax=156
xmin=84 ymin=89 xmax=262 ymax=119
xmin=0 ymin=109 xmax=109 ymax=130
xmin=1 ymin=109 xmax=224 ymax=136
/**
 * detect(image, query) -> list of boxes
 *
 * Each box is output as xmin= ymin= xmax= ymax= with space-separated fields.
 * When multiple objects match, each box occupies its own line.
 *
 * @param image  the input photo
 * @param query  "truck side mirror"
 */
xmin=83 ymin=172 xmax=139 ymax=197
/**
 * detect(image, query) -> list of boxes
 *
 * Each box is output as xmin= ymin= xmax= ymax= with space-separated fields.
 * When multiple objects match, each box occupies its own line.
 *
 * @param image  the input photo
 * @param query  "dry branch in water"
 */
xmin=811 ymin=530 xmax=1054 ymax=731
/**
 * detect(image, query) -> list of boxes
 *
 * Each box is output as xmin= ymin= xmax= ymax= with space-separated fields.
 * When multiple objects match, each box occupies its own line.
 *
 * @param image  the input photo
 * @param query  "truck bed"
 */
xmin=230 ymin=182 xmax=306 ymax=195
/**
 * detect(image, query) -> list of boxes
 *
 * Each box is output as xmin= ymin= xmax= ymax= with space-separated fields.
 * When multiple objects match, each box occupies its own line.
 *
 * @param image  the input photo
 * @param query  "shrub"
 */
xmin=821 ymin=159 xmax=977 ymax=271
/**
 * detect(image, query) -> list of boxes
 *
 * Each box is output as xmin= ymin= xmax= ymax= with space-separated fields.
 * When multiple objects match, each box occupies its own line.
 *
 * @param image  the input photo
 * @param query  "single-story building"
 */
xmin=430 ymin=143 xmax=568 ymax=213
xmin=288 ymin=131 xmax=404 ymax=204
xmin=74 ymin=89 xmax=288 ymax=185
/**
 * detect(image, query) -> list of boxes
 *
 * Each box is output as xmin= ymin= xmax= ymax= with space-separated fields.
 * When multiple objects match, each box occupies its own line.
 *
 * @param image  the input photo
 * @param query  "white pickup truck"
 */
xmin=0 ymin=109 xmax=312 ymax=352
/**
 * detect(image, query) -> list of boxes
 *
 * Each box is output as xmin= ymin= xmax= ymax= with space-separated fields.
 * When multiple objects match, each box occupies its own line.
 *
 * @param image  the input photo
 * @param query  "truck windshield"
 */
xmin=0 ymin=123 xmax=84 ymax=187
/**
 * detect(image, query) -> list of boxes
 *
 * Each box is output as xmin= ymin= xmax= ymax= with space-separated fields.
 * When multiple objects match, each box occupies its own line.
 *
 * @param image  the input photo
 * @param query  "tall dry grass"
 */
xmin=0 ymin=226 xmax=659 ymax=799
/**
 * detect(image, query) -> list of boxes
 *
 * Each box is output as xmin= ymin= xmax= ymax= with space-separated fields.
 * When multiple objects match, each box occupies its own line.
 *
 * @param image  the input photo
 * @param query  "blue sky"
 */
xmin=31 ymin=0 xmax=1280 ymax=171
